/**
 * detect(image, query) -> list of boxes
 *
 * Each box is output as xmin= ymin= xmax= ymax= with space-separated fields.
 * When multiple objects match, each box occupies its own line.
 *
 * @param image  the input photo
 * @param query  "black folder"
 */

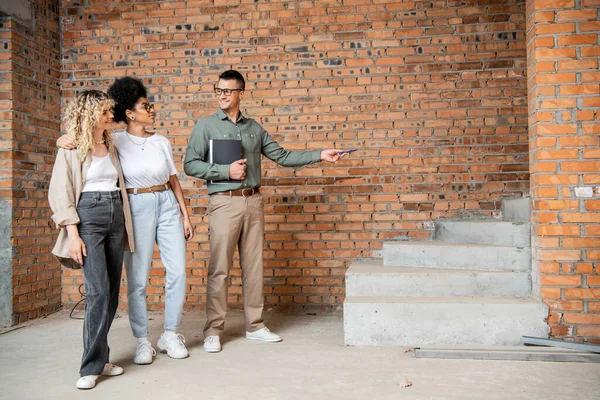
xmin=209 ymin=139 xmax=242 ymax=184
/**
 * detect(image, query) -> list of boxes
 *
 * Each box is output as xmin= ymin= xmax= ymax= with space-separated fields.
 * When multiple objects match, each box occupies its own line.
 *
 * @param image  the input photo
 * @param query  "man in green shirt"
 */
xmin=184 ymin=70 xmax=344 ymax=353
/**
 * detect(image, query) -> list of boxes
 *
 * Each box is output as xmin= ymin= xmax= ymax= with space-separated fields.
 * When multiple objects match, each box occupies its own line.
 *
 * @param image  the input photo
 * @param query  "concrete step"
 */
xmin=383 ymin=241 xmax=531 ymax=271
xmin=346 ymin=261 xmax=531 ymax=298
xmin=343 ymin=296 xmax=549 ymax=346
xmin=435 ymin=220 xmax=530 ymax=247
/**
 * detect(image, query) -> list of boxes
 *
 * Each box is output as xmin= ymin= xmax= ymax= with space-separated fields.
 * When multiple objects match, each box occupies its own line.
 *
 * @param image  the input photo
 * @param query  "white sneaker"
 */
xmin=76 ymin=375 xmax=98 ymax=390
xmin=76 ymin=363 xmax=123 ymax=389
xmin=246 ymin=327 xmax=282 ymax=342
xmin=133 ymin=341 xmax=156 ymax=365
xmin=203 ymin=335 xmax=222 ymax=353
xmin=101 ymin=363 xmax=124 ymax=376
xmin=157 ymin=332 xmax=189 ymax=359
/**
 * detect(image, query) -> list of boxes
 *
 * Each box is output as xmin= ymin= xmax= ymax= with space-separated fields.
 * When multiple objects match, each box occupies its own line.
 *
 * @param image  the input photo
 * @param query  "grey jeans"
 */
xmin=77 ymin=191 xmax=125 ymax=376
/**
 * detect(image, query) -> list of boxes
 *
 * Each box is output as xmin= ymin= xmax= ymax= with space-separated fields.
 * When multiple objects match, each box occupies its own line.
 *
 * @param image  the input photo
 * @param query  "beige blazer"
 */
xmin=48 ymin=147 xmax=135 ymax=269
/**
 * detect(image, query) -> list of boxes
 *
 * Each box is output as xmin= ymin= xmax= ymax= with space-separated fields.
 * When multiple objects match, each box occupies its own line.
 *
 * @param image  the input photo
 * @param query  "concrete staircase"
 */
xmin=343 ymin=199 xmax=549 ymax=346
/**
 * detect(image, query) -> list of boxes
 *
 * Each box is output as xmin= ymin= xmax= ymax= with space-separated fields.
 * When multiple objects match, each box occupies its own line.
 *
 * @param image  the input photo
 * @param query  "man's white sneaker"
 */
xmin=203 ymin=335 xmax=222 ymax=353
xmin=101 ymin=363 xmax=124 ymax=376
xmin=76 ymin=375 xmax=98 ymax=390
xmin=246 ymin=327 xmax=282 ymax=342
xmin=133 ymin=341 xmax=156 ymax=365
xmin=157 ymin=332 xmax=189 ymax=359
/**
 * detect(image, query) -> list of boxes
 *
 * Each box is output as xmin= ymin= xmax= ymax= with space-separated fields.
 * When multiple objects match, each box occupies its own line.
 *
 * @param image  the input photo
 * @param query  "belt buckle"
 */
xmin=242 ymin=188 xmax=252 ymax=197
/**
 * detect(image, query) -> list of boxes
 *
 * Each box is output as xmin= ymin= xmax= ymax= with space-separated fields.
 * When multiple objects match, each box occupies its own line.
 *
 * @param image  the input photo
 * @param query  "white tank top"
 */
xmin=112 ymin=130 xmax=177 ymax=189
xmin=82 ymin=154 xmax=119 ymax=192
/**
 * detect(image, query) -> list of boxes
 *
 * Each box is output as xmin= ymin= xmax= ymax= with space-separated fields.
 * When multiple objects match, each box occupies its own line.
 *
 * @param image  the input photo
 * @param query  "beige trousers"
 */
xmin=203 ymin=193 xmax=266 ymax=336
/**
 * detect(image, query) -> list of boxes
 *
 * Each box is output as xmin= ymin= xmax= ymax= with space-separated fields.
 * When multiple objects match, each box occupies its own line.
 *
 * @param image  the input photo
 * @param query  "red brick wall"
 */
xmin=59 ymin=0 xmax=531 ymax=312
xmin=0 ymin=0 xmax=62 ymax=324
xmin=527 ymin=0 xmax=600 ymax=342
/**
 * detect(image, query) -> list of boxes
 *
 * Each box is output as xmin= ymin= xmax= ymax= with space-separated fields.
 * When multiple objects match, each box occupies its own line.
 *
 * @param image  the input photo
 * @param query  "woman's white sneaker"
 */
xmin=134 ymin=341 xmax=156 ymax=365
xmin=76 ymin=375 xmax=98 ymax=390
xmin=246 ymin=327 xmax=282 ymax=342
xmin=76 ymin=363 xmax=122 ymax=389
xmin=157 ymin=332 xmax=189 ymax=359
xmin=203 ymin=335 xmax=222 ymax=353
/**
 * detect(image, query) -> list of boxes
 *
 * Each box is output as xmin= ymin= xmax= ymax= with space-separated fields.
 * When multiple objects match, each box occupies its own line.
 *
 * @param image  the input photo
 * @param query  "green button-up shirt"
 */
xmin=184 ymin=109 xmax=322 ymax=194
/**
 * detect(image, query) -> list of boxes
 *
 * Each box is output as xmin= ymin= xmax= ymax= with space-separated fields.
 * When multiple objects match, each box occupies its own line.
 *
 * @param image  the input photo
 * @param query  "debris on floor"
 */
xmin=399 ymin=378 xmax=413 ymax=388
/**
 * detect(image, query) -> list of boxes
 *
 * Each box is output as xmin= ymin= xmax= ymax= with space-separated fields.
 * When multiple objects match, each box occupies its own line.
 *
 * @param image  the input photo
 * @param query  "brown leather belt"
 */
xmin=126 ymin=182 xmax=171 ymax=194
xmin=211 ymin=187 xmax=260 ymax=197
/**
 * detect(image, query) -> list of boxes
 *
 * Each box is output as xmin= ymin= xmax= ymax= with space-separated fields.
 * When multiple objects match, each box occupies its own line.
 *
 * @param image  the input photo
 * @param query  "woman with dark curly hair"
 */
xmin=50 ymin=90 xmax=134 ymax=389
xmin=59 ymin=77 xmax=193 ymax=365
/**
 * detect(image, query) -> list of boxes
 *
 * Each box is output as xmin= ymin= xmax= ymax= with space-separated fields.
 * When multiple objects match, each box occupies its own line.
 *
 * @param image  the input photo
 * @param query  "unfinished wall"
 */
xmin=527 ymin=0 xmax=600 ymax=342
xmin=58 ymin=0 xmax=530 ymax=311
xmin=0 ymin=0 xmax=61 ymax=325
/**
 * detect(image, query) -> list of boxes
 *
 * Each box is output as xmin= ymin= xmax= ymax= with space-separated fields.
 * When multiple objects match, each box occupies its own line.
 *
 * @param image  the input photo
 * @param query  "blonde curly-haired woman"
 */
xmin=49 ymin=90 xmax=135 ymax=390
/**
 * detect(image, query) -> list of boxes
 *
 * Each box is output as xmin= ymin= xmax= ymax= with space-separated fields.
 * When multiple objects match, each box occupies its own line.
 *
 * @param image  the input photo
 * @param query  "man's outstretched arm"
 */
xmin=261 ymin=129 xmax=343 ymax=166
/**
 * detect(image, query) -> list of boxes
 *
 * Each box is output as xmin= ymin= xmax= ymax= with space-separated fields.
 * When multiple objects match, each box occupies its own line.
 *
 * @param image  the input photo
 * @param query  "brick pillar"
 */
xmin=0 ymin=0 xmax=61 ymax=326
xmin=527 ymin=0 xmax=600 ymax=341
xmin=0 ymin=13 xmax=13 ymax=326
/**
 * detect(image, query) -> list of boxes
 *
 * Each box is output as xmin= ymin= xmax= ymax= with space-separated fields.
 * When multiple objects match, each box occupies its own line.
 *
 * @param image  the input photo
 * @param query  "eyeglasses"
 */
xmin=137 ymin=103 xmax=154 ymax=113
xmin=214 ymin=88 xmax=243 ymax=96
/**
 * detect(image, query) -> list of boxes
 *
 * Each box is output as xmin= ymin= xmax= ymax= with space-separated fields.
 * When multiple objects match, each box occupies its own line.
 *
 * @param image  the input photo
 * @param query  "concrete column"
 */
xmin=0 ymin=200 xmax=11 ymax=326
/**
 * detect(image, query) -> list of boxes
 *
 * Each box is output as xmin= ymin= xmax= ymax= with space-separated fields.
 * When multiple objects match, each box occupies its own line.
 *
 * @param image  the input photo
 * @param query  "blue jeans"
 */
xmin=124 ymin=189 xmax=186 ymax=338
xmin=78 ymin=191 xmax=124 ymax=377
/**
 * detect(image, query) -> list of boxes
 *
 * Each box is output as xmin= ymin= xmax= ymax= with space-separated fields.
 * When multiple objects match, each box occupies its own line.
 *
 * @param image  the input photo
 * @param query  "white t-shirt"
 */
xmin=112 ymin=130 xmax=178 ymax=189
xmin=82 ymin=154 xmax=119 ymax=192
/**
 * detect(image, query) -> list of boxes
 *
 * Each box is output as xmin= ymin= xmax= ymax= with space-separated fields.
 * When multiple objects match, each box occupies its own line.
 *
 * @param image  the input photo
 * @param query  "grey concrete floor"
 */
xmin=0 ymin=310 xmax=599 ymax=400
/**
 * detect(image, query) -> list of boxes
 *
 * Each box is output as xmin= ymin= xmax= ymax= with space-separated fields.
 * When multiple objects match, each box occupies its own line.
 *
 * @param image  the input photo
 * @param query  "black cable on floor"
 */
xmin=69 ymin=283 xmax=86 ymax=320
